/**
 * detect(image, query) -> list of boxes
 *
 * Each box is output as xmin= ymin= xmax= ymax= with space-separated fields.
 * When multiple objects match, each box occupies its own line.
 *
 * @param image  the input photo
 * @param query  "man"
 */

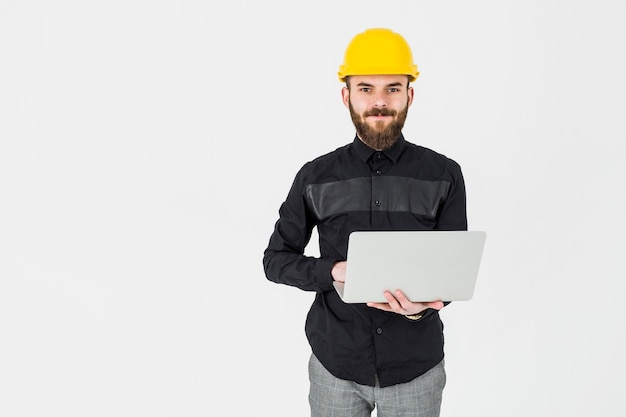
xmin=263 ymin=28 xmax=467 ymax=417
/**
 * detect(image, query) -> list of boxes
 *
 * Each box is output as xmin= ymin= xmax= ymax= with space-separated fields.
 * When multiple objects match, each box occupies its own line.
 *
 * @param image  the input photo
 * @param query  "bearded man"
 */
xmin=263 ymin=28 xmax=468 ymax=417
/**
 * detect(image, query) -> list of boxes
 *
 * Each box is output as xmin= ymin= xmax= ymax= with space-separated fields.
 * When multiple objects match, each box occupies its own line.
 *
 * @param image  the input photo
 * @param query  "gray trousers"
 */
xmin=308 ymin=354 xmax=446 ymax=417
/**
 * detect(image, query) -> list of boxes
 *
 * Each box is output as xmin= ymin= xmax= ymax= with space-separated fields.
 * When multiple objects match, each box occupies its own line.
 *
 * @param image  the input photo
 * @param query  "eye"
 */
xmin=388 ymin=87 xmax=400 ymax=93
xmin=359 ymin=87 xmax=371 ymax=93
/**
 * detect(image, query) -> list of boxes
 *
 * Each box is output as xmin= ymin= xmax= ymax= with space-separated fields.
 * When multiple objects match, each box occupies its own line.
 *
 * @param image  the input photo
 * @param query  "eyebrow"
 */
xmin=355 ymin=81 xmax=405 ymax=88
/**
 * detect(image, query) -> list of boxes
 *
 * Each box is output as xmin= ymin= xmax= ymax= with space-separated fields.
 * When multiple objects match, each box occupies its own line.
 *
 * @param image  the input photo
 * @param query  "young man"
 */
xmin=263 ymin=28 xmax=467 ymax=417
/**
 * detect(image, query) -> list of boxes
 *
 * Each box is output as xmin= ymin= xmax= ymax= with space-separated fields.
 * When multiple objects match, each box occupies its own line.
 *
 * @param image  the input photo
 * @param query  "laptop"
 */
xmin=333 ymin=230 xmax=487 ymax=303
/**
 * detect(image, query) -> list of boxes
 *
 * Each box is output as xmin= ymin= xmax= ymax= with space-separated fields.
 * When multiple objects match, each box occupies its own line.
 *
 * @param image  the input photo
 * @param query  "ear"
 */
xmin=407 ymin=86 xmax=415 ymax=107
xmin=341 ymin=86 xmax=350 ymax=109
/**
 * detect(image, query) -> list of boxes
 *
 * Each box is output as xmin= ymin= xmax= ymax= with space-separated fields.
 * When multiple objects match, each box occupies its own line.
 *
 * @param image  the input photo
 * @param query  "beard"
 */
xmin=349 ymin=100 xmax=409 ymax=150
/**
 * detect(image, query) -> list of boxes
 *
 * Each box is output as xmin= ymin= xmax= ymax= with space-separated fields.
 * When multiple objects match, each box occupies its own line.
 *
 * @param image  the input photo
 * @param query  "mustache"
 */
xmin=363 ymin=108 xmax=397 ymax=117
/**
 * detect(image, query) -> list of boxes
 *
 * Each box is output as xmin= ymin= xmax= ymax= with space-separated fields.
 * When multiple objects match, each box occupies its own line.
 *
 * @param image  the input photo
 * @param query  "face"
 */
xmin=342 ymin=75 xmax=414 ymax=150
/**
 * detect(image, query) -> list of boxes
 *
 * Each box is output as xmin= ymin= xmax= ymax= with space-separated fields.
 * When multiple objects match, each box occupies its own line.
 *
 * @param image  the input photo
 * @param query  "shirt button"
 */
xmin=376 ymin=328 xmax=383 ymax=334
xmin=374 ymin=200 xmax=381 ymax=206
xmin=376 ymin=170 xmax=382 ymax=175
xmin=376 ymin=153 xmax=383 ymax=159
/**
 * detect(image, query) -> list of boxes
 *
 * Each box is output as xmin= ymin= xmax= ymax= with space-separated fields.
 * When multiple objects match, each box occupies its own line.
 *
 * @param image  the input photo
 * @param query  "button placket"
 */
xmin=372 ymin=175 xmax=384 ymax=210
xmin=370 ymin=153 xmax=386 ymax=210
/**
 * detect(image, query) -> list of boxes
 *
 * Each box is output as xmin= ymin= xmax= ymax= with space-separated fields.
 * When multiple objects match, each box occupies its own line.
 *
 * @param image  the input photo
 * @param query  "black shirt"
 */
xmin=263 ymin=135 xmax=467 ymax=387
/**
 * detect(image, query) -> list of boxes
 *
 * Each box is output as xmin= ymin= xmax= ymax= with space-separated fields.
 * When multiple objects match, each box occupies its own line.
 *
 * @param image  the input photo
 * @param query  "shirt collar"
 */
xmin=352 ymin=134 xmax=407 ymax=163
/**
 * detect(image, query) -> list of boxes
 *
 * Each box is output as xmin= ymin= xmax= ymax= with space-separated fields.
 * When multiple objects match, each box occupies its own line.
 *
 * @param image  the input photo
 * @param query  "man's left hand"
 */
xmin=367 ymin=290 xmax=444 ymax=316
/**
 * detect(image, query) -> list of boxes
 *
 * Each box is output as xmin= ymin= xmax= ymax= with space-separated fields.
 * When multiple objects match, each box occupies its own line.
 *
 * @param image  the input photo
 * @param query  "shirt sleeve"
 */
xmin=263 ymin=165 xmax=338 ymax=292
xmin=432 ymin=158 xmax=468 ymax=306
xmin=434 ymin=158 xmax=468 ymax=231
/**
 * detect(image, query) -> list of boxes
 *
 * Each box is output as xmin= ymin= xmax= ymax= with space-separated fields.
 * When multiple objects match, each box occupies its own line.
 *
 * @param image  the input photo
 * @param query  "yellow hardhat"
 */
xmin=338 ymin=28 xmax=419 ymax=82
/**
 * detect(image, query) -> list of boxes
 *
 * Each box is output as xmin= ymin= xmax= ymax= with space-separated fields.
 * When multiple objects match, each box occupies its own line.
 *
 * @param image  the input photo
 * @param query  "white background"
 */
xmin=1 ymin=1 xmax=625 ymax=416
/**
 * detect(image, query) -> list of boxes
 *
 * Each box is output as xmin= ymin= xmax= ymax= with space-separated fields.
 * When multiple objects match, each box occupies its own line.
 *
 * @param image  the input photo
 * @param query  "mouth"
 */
xmin=366 ymin=113 xmax=393 ymax=124
xmin=365 ymin=116 xmax=391 ymax=128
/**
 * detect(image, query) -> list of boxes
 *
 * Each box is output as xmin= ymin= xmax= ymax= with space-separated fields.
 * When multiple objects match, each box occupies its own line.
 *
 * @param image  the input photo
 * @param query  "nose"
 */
xmin=371 ymin=91 xmax=387 ymax=108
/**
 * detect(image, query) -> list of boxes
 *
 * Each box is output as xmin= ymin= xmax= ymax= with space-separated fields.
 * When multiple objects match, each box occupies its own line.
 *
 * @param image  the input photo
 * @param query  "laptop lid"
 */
xmin=333 ymin=230 xmax=486 ymax=303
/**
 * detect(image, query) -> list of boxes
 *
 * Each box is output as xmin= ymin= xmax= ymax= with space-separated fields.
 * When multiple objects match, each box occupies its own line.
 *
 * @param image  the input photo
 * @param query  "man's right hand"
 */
xmin=331 ymin=261 xmax=347 ymax=282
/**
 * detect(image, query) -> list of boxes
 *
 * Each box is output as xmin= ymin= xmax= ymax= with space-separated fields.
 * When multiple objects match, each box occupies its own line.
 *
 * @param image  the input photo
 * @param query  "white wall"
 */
xmin=1 ymin=1 xmax=624 ymax=416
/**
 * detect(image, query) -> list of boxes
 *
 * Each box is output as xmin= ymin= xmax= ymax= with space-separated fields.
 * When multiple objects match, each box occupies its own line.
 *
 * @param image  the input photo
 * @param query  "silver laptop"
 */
xmin=333 ymin=230 xmax=487 ymax=303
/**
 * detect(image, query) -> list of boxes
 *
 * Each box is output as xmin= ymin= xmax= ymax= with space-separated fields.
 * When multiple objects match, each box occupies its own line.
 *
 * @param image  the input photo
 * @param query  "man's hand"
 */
xmin=331 ymin=261 xmax=347 ymax=282
xmin=367 ymin=290 xmax=444 ymax=316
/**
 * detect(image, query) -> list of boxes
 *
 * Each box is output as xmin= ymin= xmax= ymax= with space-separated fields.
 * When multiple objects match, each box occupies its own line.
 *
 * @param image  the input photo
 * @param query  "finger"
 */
xmin=393 ymin=290 xmax=414 ymax=310
xmin=384 ymin=291 xmax=404 ymax=311
xmin=386 ymin=292 xmax=418 ymax=315
xmin=396 ymin=291 xmax=444 ymax=311
xmin=367 ymin=302 xmax=393 ymax=312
